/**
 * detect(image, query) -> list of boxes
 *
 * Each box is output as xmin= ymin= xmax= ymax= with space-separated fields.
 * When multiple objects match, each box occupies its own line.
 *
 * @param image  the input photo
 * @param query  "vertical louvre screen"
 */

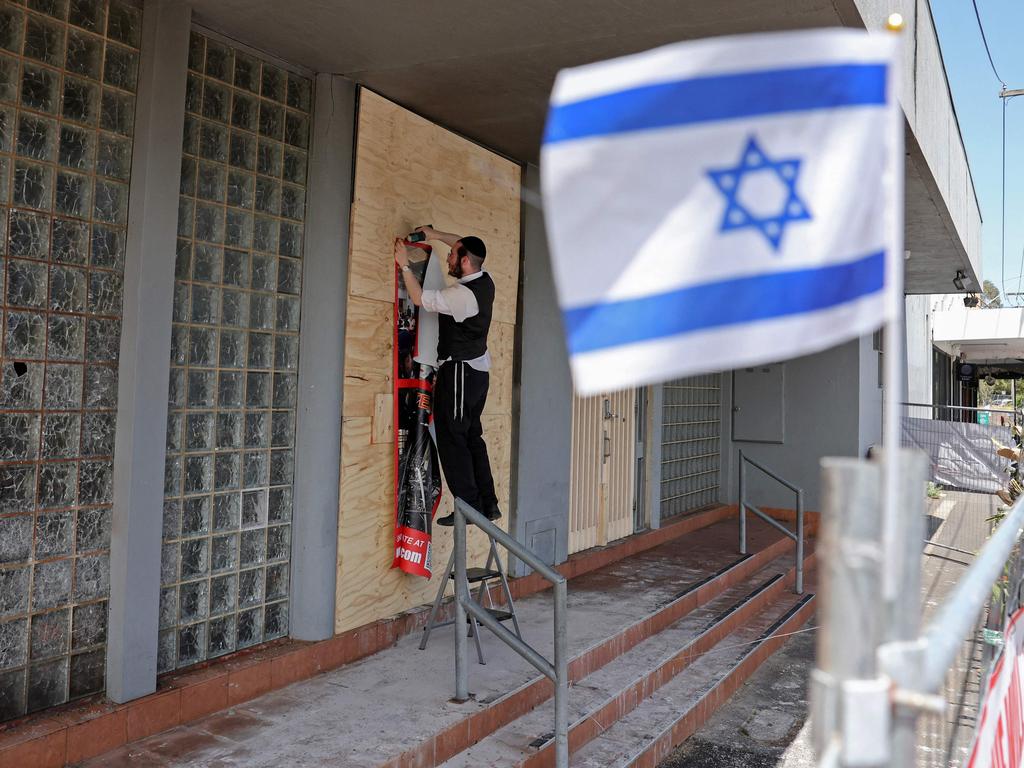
xmin=661 ymin=374 xmax=721 ymax=516
xmin=0 ymin=0 xmax=142 ymax=721
xmin=159 ymin=32 xmax=310 ymax=672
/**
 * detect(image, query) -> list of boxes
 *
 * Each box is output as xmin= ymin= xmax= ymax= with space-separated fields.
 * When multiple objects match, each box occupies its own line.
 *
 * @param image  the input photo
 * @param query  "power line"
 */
xmin=972 ymin=0 xmax=1006 ymax=87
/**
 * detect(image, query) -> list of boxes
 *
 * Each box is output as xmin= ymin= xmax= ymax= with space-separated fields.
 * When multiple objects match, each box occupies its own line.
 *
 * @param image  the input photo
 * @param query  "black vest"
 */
xmin=437 ymin=273 xmax=494 ymax=362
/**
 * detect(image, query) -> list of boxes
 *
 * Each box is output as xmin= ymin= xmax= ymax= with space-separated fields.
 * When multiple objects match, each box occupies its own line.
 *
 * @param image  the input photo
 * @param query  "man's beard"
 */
xmin=448 ymin=261 xmax=463 ymax=279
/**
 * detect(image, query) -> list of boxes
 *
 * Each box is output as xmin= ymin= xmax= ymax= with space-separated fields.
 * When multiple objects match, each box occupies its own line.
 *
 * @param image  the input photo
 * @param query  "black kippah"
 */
xmin=460 ymin=236 xmax=486 ymax=260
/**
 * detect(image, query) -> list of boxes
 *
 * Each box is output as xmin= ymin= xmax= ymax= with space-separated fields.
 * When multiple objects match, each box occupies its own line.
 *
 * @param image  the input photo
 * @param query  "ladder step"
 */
xmin=450 ymin=567 xmax=502 ymax=583
xmin=474 ymin=608 xmax=514 ymax=623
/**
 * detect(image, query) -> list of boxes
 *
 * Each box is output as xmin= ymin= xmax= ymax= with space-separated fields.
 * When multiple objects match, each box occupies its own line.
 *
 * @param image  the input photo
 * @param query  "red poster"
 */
xmin=391 ymin=243 xmax=442 ymax=578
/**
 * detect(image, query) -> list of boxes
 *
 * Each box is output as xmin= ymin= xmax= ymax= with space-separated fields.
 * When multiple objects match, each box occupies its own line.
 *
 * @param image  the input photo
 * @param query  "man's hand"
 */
xmin=414 ymin=225 xmax=439 ymax=241
xmin=394 ymin=238 xmax=410 ymax=269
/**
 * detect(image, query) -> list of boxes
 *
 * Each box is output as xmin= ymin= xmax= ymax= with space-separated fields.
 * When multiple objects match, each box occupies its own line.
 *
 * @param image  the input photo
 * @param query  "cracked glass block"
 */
xmin=194 ymin=202 xmax=224 ymax=244
xmin=162 ymin=499 xmax=180 ymax=540
xmin=100 ymin=89 xmax=134 ymax=136
xmin=24 ymin=15 xmax=64 ymax=66
xmin=6 ymin=258 xmax=47 ymax=308
xmin=0 ymin=515 xmax=32 ymax=563
xmin=156 ymin=629 xmax=174 ymax=673
xmin=84 ymin=364 xmax=117 ymax=408
xmin=87 ymin=271 xmax=121 ymax=314
xmin=0 ymin=5 xmax=24 ymax=54
xmin=221 ymin=289 xmax=247 ymax=327
xmin=164 ymin=454 xmax=181 ymax=497
xmin=93 ymin=178 xmax=127 ymax=224
xmin=85 ymin=317 xmax=120 ymax=362
xmin=0 ymin=105 xmax=11 ymax=152
xmin=14 ymin=159 xmax=53 ymax=210
xmin=27 ymin=657 xmax=67 ymax=712
xmin=233 ymin=51 xmax=257 ymax=92
xmin=167 ymin=368 xmax=185 ymax=408
xmin=178 ymin=580 xmax=208 ymax=623
xmin=187 ymin=30 xmax=203 ymax=70
xmin=1 ymin=360 xmax=43 ymax=408
xmin=175 ymin=283 xmax=193 ymax=321
xmin=238 ymin=568 xmax=264 ymax=608
xmin=30 ymin=609 xmax=69 ymax=661
xmin=208 ymin=615 xmax=235 ymax=658
xmin=42 ymin=413 xmax=81 ymax=458
xmin=211 ymin=535 xmax=237 ymax=574
xmin=249 ymin=293 xmax=274 ymax=330
xmin=96 ymin=134 xmax=130 ymax=180
xmin=253 ymin=216 xmax=278 ymax=254
xmin=284 ymin=113 xmax=308 ymax=150
xmin=204 ymin=37 xmax=230 ymax=80
xmin=0 ymin=155 xmax=9 ymax=203
xmin=0 ymin=412 xmax=39 ymax=461
xmin=248 ymin=255 xmax=274 ymax=292
xmin=73 ymin=554 xmax=109 ymax=601
xmin=47 ymin=315 xmax=85 ymax=360
xmin=69 ymin=647 xmax=103 ymax=698
xmin=35 ymin=511 xmax=73 ymax=558
xmin=256 ymin=140 xmax=281 ymax=177
xmin=246 ymin=371 xmax=270 ymax=408
xmin=228 ymin=133 xmax=254 ymax=173
xmin=0 ymin=466 xmax=35 ymax=514
xmin=16 ymin=113 xmax=57 ymax=162
xmin=6 ymin=310 xmax=46 ymax=358
xmin=81 ymin=412 xmax=115 ymax=457
xmin=264 ymin=602 xmax=287 ymax=640
xmin=240 ymin=529 xmax=265 ymax=567
xmin=69 ymin=0 xmax=104 ymax=33
xmin=270 ymin=450 xmax=293 ymax=487
xmin=202 ymin=80 xmax=229 ymax=123
xmin=226 ymin=172 xmax=253 ymax=209
xmin=37 ymin=462 xmax=76 ymax=512
xmin=230 ymin=92 xmax=257 ymax=132
xmin=196 ymin=160 xmax=224 ymax=203
xmin=276 ymin=296 xmax=300 ymax=332
xmin=271 ymin=412 xmax=295 ymax=449
xmin=158 ymin=587 xmax=175 ymax=630
xmin=184 ymin=412 xmax=213 ymax=452
xmin=272 ymin=373 xmax=296 ymax=409
xmin=177 ymin=622 xmax=205 ymax=667
xmin=22 ymin=65 xmax=59 ymax=118
xmin=268 ymin=487 xmax=291 ymax=523
xmin=107 ymin=0 xmax=141 ymax=47
xmin=276 ymin=257 xmax=301 ymax=295
xmin=266 ymin=563 xmax=288 ymax=600
xmin=189 ymin=286 xmax=219 ymax=325
xmin=71 ymin=601 xmax=107 ymax=650
xmin=27 ymin=0 xmax=68 ymax=20
xmin=55 ymin=171 xmax=91 ymax=218
xmin=0 ymin=567 xmax=30 ymax=617
xmin=65 ymin=28 xmax=101 ymax=79
xmin=79 ymin=460 xmax=112 ymax=505
xmin=0 ymin=674 xmax=23 ymax=725
xmin=160 ymin=542 xmax=178 ymax=584
xmin=76 ymin=507 xmax=110 ymax=552
xmin=191 ymin=243 xmax=220 ymax=283
xmin=169 ymin=324 xmax=187 ymax=364
xmin=286 ymin=74 xmax=311 ymax=112
xmin=62 ymin=75 xmax=99 ymax=125
xmin=187 ymin=370 xmax=215 ymax=408
xmin=237 ymin=606 xmax=261 ymax=649
xmin=0 ymin=617 xmax=27 ymax=670
xmin=261 ymin=64 xmax=284 ymax=103
xmin=181 ymin=496 xmax=209 ymax=536
xmin=225 ymin=210 xmax=252 ymax=249
xmin=90 ymin=224 xmax=124 ymax=269
xmin=215 ymin=413 xmax=241 ymax=451
xmin=254 ymin=177 xmax=279 ymax=216
xmin=280 ymin=184 xmax=304 ymax=220
xmin=273 ymin=334 xmax=298 ymax=371
xmin=166 ymin=413 xmax=182 ymax=453
xmin=214 ymin=372 xmax=242 ymax=411
xmin=8 ymin=210 xmax=49 ymax=259
xmin=174 ymin=238 xmax=191 ymax=278
xmin=218 ymin=330 xmax=245 ymax=369
xmin=181 ymin=114 xmax=198 ymax=155
xmin=32 ymin=558 xmax=72 ymax=610
xmin=199 ymin=121 xmax=227 ymax=162
xmin=50 ymin=265 xmax=87 ymax=312
xmin=183 ymin=454 xmax=212 ymax=495
xmin=279 ymin=223 xmax=302 ymax=258
xmin=213 ymin=492 xmax=240 ymax=530
xmin=282 ymin=148 xmax=306 ymax=186
xmin=43 ymin=365 xmax=82 ymax=411
xmin=214 ymin=452 xmax=239 ymax=491
xmin=242 ymin=453 xmax=268 ymax=491
xmin=58 ymin=124 xmax=93 ymax=170
xmin=244 ymin=412 xmax=268 ymax=449
xmin=266 ymin=525 xmax=290 ymax=562
xmin=179 ymin=538 xmax=208 ymax=580
xmin=246 ymin=333 xmax=271 ymax=370
xmin=103 ymin=44 xmax=137 ymax=91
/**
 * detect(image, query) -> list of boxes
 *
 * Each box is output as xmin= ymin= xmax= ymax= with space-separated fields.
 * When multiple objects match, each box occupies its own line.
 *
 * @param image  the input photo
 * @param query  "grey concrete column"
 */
xmin=289 ymin=75 xmax=356 ymax=641
xmin=107 ymin=0 xmax=190 ymax=703
xmin=645 ymin=384 xmax=664 ymax=529
xmin=511 ymin=164 xmax=572 ymax=577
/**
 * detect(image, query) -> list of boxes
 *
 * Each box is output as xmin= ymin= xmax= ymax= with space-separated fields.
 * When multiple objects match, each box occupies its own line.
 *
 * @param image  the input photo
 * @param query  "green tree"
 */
xmin=984 ymin=280 xmax=1003 ymax=307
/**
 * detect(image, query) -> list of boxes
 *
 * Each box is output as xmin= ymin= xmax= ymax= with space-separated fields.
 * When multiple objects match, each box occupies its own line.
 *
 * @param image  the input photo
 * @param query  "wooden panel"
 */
xmin=569 ymin=395 xmax=601 ymax=555
xmin=335 ymin=90 xmax=521 ymax=634
xmin=604 ymin=389 xmax=636 ymax=545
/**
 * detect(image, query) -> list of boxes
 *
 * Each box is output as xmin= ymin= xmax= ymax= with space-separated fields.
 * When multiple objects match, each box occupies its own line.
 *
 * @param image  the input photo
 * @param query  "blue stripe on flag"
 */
xmin=563 ymin=250 xmax=885 ymax=355
xmin=545 ymin=64 xmax=888 ymax=144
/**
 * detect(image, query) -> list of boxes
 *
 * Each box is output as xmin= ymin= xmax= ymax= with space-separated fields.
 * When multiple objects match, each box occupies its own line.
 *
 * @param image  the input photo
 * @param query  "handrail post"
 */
xmin=454 ymin=504 xmax=469 ymax=702
xmin=738 ymin=450 xmax=747 ymax=554
xmin=795 ymin=488 xmax=804 ymax=595
xmin=553 ymin=578 xmax=569 ymax=768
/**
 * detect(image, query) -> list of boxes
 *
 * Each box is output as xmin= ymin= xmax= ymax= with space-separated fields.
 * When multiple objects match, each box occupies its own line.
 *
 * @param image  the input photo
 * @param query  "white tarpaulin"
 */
xmin=901 ymin=416 xmax=1011 ymax=493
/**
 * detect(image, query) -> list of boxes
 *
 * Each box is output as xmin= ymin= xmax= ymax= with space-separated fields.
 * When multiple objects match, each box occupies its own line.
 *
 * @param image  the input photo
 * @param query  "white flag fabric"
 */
xmin=541 ymin=29 xmax=902 ymax=396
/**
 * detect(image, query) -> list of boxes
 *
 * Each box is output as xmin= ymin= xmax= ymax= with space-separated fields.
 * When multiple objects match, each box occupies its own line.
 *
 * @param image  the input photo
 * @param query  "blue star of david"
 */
xmin=706 ymin=136 xmax=812 ymax=252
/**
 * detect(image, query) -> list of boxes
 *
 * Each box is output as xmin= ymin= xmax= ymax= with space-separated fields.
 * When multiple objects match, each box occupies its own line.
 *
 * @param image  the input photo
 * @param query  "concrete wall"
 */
xmin=905 ymin=294 xmax=933 ymax=405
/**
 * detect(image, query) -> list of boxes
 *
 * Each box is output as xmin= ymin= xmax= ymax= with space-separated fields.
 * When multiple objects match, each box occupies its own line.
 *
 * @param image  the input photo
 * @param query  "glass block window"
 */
xmin=0 ymin=0 xmax=142 ymax=722
xmin=159 ymin=32 xmax=309 ymax=672
xmin=661 ymin=374 xmax=721 ymax=517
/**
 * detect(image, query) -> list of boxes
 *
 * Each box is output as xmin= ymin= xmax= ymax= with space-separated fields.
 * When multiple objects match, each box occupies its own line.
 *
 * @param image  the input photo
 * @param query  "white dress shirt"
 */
xmin=420 ymin=270 xmax=491 ymax=371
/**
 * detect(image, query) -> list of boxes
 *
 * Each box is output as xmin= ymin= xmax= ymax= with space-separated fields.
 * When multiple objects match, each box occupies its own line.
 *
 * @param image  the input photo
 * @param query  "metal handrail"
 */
xmin=453 ymin=499 xmax=569 ymax=768
xmin=737 ymin=450 xmax=805 ymax=594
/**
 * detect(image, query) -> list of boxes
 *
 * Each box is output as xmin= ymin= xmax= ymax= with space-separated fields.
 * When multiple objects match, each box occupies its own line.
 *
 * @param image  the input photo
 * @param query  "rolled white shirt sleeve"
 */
xmin=420 ymin=284 xmax=478 ymax=323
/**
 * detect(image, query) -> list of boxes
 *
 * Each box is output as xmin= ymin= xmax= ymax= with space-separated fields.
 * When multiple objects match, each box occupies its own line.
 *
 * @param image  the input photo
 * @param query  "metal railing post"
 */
xmin=553 ymin=579 xmax=569 ymax=768
xmin=795 ymin=488 xmax=804 ymax=595
xmin=454 ymin=505 xmax=469 ymax=702
xmin=738 ymin=449 xmax=747 ymax=554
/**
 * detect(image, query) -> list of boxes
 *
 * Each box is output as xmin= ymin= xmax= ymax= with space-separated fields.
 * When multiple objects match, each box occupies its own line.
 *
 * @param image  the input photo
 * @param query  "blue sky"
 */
xmin=931 ymin=0 xmax=1024 ymax=299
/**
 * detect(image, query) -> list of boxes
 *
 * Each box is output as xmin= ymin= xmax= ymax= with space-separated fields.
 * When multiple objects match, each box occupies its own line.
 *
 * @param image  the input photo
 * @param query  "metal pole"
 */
xmin=738 ymin=450 xmax=747 ymax=554
xmin=795 ymin=488 xmax=804 ymax=595
xmin=811 ymin=458 xmax=884 ymax=765
xmin=454 ymin=505 xmax=468 ymax=702
xmin=553 ymin=579 xmax=569 ymax=768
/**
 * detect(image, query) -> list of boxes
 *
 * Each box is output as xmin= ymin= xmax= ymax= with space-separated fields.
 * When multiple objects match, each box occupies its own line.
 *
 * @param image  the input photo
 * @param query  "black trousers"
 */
xmin=433 ymin=361 xmax=498 ymax=514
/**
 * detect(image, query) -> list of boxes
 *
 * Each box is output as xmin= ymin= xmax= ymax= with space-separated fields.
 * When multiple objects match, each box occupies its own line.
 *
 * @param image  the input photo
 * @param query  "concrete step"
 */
xmin=440 ymin=550 xmax=814 ymax=768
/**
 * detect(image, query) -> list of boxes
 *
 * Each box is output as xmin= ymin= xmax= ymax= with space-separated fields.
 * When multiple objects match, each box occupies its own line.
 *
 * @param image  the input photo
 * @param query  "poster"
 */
xmin=391 ymin=243 xmax=443 ymax=577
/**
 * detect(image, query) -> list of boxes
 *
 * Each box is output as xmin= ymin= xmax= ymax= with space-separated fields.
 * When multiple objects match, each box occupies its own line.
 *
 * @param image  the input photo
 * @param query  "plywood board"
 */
xmin=336 ymin=90 xmax=521 ymax=634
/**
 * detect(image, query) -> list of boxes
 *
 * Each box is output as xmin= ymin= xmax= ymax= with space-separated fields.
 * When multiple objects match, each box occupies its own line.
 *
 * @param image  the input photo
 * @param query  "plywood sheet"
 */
xmin=336 ymin=89 xmax=521 ymax=634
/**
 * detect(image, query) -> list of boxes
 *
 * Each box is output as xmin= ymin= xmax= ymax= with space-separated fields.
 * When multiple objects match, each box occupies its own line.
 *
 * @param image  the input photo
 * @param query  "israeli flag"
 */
xmin=542 ymin=29 xmax=902 ymax=396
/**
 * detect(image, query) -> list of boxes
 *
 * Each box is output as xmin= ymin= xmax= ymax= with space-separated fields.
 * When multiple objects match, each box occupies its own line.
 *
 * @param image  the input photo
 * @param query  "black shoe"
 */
xmin=435 ymin=513 xmax=455 ymax=527
xmin=483 ymin=505 xmax=502 ymax=522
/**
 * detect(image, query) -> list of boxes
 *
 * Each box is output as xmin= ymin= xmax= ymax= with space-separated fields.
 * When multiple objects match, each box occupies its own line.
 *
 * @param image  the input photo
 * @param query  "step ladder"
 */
xmin=419 ymin=537 xmax=522 ymax=664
